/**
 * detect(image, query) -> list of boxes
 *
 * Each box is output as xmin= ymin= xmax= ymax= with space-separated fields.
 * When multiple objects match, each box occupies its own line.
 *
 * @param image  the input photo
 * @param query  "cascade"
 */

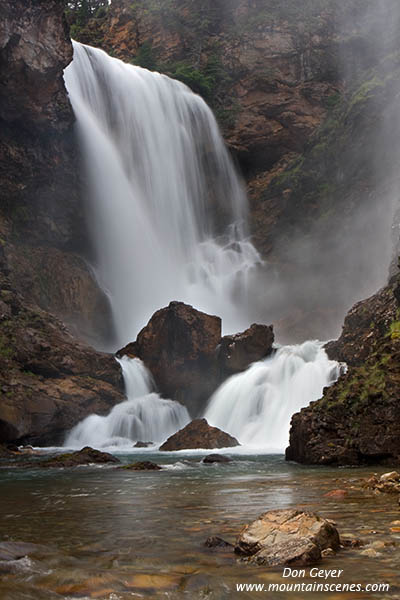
xmin=63 ymin=44 xmax=340 ymax=451
xmin=204 ymin=341 xmax=341 ymax=451
xmin=65 ymin=357 xmax=190 ymax=449
xmin=64 ymin=41 xmax=261 ymax=347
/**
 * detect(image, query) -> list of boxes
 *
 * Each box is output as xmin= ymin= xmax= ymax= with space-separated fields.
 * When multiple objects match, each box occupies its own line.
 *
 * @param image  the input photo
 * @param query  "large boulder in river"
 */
xmin=117 ymin=301 xmax=274 ymax=415
xmin=117 ymin=301 xmax=222 ymax=415
xmin=235 ymin=509 xmax=340 ymax=566
xmin=219 ymin=323 xmax=274 ymax=374
xmin=159 ymin=419 xmax=240 ymax=451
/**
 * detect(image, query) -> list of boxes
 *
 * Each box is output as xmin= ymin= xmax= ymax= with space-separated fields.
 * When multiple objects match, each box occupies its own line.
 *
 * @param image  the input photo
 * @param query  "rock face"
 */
xmin=117 ymin=301 xmax=273 ymax=415
xmin=0 ymin=0 xmax=122 ymax=446
xmin=0 ymin=0 xmax=114 ymax=346
xmin=235 ymin=509 xmax=340 ymax=566
xmin=159 ymin=419 xmax=239 ymax=451
xmin=75 ymin=0 xmax=400 ymax=342
xmin=0 ymin=279 xmax=124 ymax=446
xmin=39 ymin=447 xmax=120 ymax=468
xmin=286 ymin=273 xmax=400 ymax=465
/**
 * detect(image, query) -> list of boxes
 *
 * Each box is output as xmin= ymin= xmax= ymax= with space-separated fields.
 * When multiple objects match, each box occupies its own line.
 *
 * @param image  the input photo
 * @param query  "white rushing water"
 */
xmin=64 ymin=41 xmax=261 ymax=346
xmin=65 ymin=357 xmax=190 ymax=449
xmin=63 ymin=44 xmax=340 ymax=453
xmin=204 ymin=341 xmax=341 ymax=451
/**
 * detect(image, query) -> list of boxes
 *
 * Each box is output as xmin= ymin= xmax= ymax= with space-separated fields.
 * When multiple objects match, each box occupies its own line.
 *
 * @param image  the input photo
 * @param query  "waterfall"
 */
xmin=204 ymin=341 xmax=341 ymax=451
xmin=63 ymin=41 xmax=261 ymax=347
xmin=62 ymin=44 xmax=340 ymax=453
xmin=64 ymin=357 xmax=190 ymax=449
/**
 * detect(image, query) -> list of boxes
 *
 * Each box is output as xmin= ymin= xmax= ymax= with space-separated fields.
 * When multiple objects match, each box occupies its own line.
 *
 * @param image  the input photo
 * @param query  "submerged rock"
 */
xmin=133 ymin=441 xmax=154 ymax=448
xmin=204 ymin=536 xmax=233 ymax=550
xmin=235 ymin=509 xmax=340 ymax=567
xmin=119 ymin=461 xmax=161 ymax=471
xmin=39 ymin=447 xmax=120 ymax=468
xmin=159 ymin=419 xmax=240 ymax=451
xmin=0 ymin=542 xmax=47 ymax=562
xmin=202 ymin=454 xmax=231 ymax=464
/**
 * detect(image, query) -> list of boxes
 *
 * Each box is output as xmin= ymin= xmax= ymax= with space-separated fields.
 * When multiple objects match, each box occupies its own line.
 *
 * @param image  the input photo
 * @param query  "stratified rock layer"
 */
xmin=159 ymin=419 xmax=240 ymax=451
xmin=235 ymin=509 xmax=340 ymax=566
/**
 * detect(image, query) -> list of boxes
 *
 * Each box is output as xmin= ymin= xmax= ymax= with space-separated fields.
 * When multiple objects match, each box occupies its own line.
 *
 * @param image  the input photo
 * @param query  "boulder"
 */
xmin=119 ymin=461 xmax=161 ymax=470
xmin=39 ymin=447 xmax=120 ymax=468
xmin=202 ymin=454 xmax=231 ymax=464
xmin=117 ymin=301 xmax=221 ymax=415
xmin=235 ymin=509 xmax=340 ymax=567
xmin=159 ymin=419 xmax=240 ymax=451
xmin=117 ymin=302 xmax=274 ymax=416
xmin=219 ymin=323 xmax=274 ymax=374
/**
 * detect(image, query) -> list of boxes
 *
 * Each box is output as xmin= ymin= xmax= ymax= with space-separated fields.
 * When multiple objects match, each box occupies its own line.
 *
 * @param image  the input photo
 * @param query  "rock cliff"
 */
xmin=0 ymin=0 xmax=114 ymax=345
xmin=74 ymin=0 xmax=400 ymax=341
xmin=286 ymin=270 xmax=400 ymax=465
xmin=0 ymin=0 xmax=122 ymax=445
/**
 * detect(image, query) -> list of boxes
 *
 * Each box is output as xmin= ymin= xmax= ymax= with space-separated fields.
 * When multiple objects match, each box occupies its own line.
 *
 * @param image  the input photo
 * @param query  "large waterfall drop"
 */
xmin=63 ymin=43 xmax=340 ymax=452
xmin=64 ymin=42 xmax=261 ymax=347
xmin=204 ymin=341 xmax=341 ymax=451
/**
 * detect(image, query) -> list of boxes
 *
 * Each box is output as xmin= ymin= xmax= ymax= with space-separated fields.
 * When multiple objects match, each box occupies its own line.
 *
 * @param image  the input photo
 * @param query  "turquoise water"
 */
xmin=0 ymin=453 xmax=399 ymax=599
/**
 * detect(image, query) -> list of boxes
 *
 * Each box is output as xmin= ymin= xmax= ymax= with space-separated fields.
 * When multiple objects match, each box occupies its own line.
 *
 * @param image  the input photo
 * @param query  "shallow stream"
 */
xmin=0 ymin=453 xmax=399 ymax=599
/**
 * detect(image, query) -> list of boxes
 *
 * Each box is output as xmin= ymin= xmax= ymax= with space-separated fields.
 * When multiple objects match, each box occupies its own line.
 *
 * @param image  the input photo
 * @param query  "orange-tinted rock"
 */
xmin=159 ymin=419 xmax=239 ymax=451
xmin=235 ymin=509 xmax=340 ymax=566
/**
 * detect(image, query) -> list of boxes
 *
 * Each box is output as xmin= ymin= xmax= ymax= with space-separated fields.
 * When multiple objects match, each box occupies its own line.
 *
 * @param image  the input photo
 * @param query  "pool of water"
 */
xmin=0 ymin=453 xmax=399 ymax=599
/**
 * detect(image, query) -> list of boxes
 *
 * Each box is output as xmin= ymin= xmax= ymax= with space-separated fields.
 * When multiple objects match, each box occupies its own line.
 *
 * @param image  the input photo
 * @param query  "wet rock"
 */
xmin=340 ymin=534 xmax=364 ymax=548
xmin=202 ymin=454 xmax=232 ymax=464
xmin=133 ymin=441 xmax=154 ymax=448
xmin=235 ymin=509 xmax=340 ymax=567
xmin=159 ymin=419 xmax=240 ymax=451
xmin=380 ymin=471 xmax=400 ymax=482
xmin=360 ymin=547 xmax=380 ymax=558
xmin=119 ymin=461 xmax=161 ymax=471
xmin=219 ymin=324 xmax=274 ymax=374
xmin=363 ymin=474 xmax=400 ymax=495
xmin=39 ymin=447 xmax=120 ymax=468
xmin=204 ymin=536 xmax=233 ymax=550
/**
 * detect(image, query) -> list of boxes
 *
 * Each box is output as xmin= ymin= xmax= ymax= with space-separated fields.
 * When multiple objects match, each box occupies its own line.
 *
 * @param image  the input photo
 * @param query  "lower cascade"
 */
xmin=64 ymin=357 xmax=190 ymax=449
xmin=204 ymin=341 xmax=340 ymax=451
xmin=65 ymin=342 xmax=340 ymax=451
